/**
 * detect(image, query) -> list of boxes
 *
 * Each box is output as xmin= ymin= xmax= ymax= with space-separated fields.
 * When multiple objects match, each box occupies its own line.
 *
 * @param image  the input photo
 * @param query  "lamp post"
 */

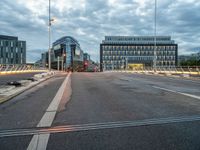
xmin=48 ymin=0 xmax=55 ymax=72
xmin=111 ymin=60 xmax=113 ymax=71
xmin=102 ymin=63 xmax=105 ymax=72
xmin=57 ymin=56 xmax=60 ymax=71
xmin=153 ymin=0 xmax=157 ymax=69
xmin=61 ymin=56 xmax=63 ymax=71
xmin=61 ymin=53 xmax=66 ymax=71
xmin=48 ymin=0 xmax=51 ymax=72
xmin=125 ymin=57 xmax=128 ymax=70
xmin=122 ymin=59 xmax=124 ymax=70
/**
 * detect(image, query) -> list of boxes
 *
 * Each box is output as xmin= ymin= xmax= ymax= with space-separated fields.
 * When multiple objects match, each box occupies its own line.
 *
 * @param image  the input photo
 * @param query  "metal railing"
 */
xmin=109 ymin=66 xmax=200 ymax=77
xmin=143 ymin=66 xmax=199 ymax=76
xmin=0 ymin=64 xmax=48 ymax=74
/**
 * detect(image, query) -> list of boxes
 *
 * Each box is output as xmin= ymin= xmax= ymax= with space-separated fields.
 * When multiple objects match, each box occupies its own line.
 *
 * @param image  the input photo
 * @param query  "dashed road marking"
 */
xmin=152 ymin=86 xmax=200 ymax=100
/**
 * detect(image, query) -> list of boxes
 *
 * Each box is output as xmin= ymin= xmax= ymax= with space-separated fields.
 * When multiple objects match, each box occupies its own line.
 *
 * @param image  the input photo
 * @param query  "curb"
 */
xmin=0 ymin=75 xmax=55 ymax=105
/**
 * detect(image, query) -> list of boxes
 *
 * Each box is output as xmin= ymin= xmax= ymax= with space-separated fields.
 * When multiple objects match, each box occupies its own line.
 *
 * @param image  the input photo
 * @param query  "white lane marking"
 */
xmin=27 ymin=134 xmax=50 ymax=150
xmin=152 ymin=86 xmax=200 ymax=100
xmin=37 ymin=111 xmax=57 ymax=127
xmin=166 ymin=77 xmax=200 ymax=84
xmin=27 ymin=73 xmax=71 ymax=150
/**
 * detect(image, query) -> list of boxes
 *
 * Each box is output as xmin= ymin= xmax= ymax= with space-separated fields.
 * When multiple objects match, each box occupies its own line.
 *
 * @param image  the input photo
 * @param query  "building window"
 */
xmin=5 ymin=41 xmax=9 ymax=46
xmin=0 ymin=47 xmax=3 ymax=57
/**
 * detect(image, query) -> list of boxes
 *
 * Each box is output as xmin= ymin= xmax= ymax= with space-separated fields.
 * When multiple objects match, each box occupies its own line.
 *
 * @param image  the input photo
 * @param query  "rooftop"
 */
xmin=102 ymin=36 xmax=175 ymax=44
xmin=0 ymin=35 xmax=18 ymax=40
xmin=53 ymin=36 xmax=80 ymax=46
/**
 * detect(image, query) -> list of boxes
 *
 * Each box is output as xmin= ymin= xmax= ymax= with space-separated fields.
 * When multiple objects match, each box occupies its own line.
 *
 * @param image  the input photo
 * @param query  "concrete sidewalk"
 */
xmin=0 ymin=72 xmax=55 ymax=104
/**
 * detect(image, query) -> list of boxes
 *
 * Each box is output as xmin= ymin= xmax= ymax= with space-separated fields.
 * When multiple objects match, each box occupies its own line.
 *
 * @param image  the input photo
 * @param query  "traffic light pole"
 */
xmin=61 ymin=56 xmax=64 ymax=71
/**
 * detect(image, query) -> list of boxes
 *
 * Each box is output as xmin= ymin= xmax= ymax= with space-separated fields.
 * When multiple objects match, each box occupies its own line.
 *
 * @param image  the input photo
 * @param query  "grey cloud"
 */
xmin=0 ymin=0 xmax=200 ymax=62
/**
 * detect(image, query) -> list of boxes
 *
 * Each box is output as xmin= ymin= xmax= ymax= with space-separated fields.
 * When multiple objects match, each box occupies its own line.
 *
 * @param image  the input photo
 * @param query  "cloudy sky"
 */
xmin=0 ymin=0 xmax=200 ymax=62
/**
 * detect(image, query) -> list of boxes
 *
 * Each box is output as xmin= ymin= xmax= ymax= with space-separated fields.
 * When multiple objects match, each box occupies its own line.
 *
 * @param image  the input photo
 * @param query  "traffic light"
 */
xmin=84 ymin=61 xmax=88 ymax=66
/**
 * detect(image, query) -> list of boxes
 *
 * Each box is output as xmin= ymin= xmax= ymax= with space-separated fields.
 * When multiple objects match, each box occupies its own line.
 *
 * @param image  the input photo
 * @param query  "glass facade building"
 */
xmin=100 ymin=36 xmax=178 ymax=71
xmin=0 ymin=35 xmax=26 ymax=64
xmin=83 ymin=53 xmax=90 ymax=61
xmin=52 ymin=36 xmax=84 ymax=71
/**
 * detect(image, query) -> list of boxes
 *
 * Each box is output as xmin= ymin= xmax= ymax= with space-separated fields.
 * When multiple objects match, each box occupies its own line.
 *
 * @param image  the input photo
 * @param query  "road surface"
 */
xmin=0 ymin=72 xmax=200 ymax=150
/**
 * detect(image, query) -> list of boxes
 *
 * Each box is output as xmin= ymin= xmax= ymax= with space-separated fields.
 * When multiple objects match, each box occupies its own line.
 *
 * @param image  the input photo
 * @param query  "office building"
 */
xmin=0 ymin=35 xmax=26 ymax=64
xmin=41 ymin=52 xmax=48 ymax=68
xmin=100 ymin=36 xmax=178 ymax=71
xmin=52 ymin=36 xmax=84 ymax=71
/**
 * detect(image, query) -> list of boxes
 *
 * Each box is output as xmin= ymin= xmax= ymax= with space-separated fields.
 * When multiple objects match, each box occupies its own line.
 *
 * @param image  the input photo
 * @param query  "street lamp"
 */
xmin=125 ymin=57 xmax=128 ymax=70
xmin=62 ymin=53 xmax=66 ymax=71
xmin=111 ymin=60 xmax=114 ymax=71
xmin=153 ymin=0 xmax=157 ymax=69
xmin=48 ymin=0 xmax=51 ymax=71
xmin=102 ymin=62 xmax=105 ymax=72
xmin=48 ymin=0 xmax=55 ymax=72
xmin=57 ymin=56 xmax=60 ymax=71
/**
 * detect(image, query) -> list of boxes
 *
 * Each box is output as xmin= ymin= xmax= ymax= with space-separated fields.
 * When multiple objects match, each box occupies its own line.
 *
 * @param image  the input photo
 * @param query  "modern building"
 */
xmin=100 ymin=36 xmax=178 ymax=71
xmin=41 ymin=52 xmax=48 ymax=68
xmin=52 ymin=36 xmax=84 ymax=71
xmin=83 ymin=52 xmax=93 ymax=71
xmin=0 ymin=35 xmax=26 ymax=64
xmin=83 ymin=53 xmax=91 ymax=61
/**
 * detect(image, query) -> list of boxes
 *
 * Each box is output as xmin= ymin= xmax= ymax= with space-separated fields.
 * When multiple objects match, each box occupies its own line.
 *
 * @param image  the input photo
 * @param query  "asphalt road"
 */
xmin=0 ymin=72 xmax=200 ymax=150
xmin=0 ymin=72 xmax=44 ymax=85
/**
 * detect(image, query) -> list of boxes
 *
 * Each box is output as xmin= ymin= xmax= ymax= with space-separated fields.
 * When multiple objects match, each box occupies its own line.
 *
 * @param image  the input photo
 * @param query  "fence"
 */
xmin=0 ymin=64 xmax=48 ymax=74
xmin=110 ymin=66 xmax=200 ymax=77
